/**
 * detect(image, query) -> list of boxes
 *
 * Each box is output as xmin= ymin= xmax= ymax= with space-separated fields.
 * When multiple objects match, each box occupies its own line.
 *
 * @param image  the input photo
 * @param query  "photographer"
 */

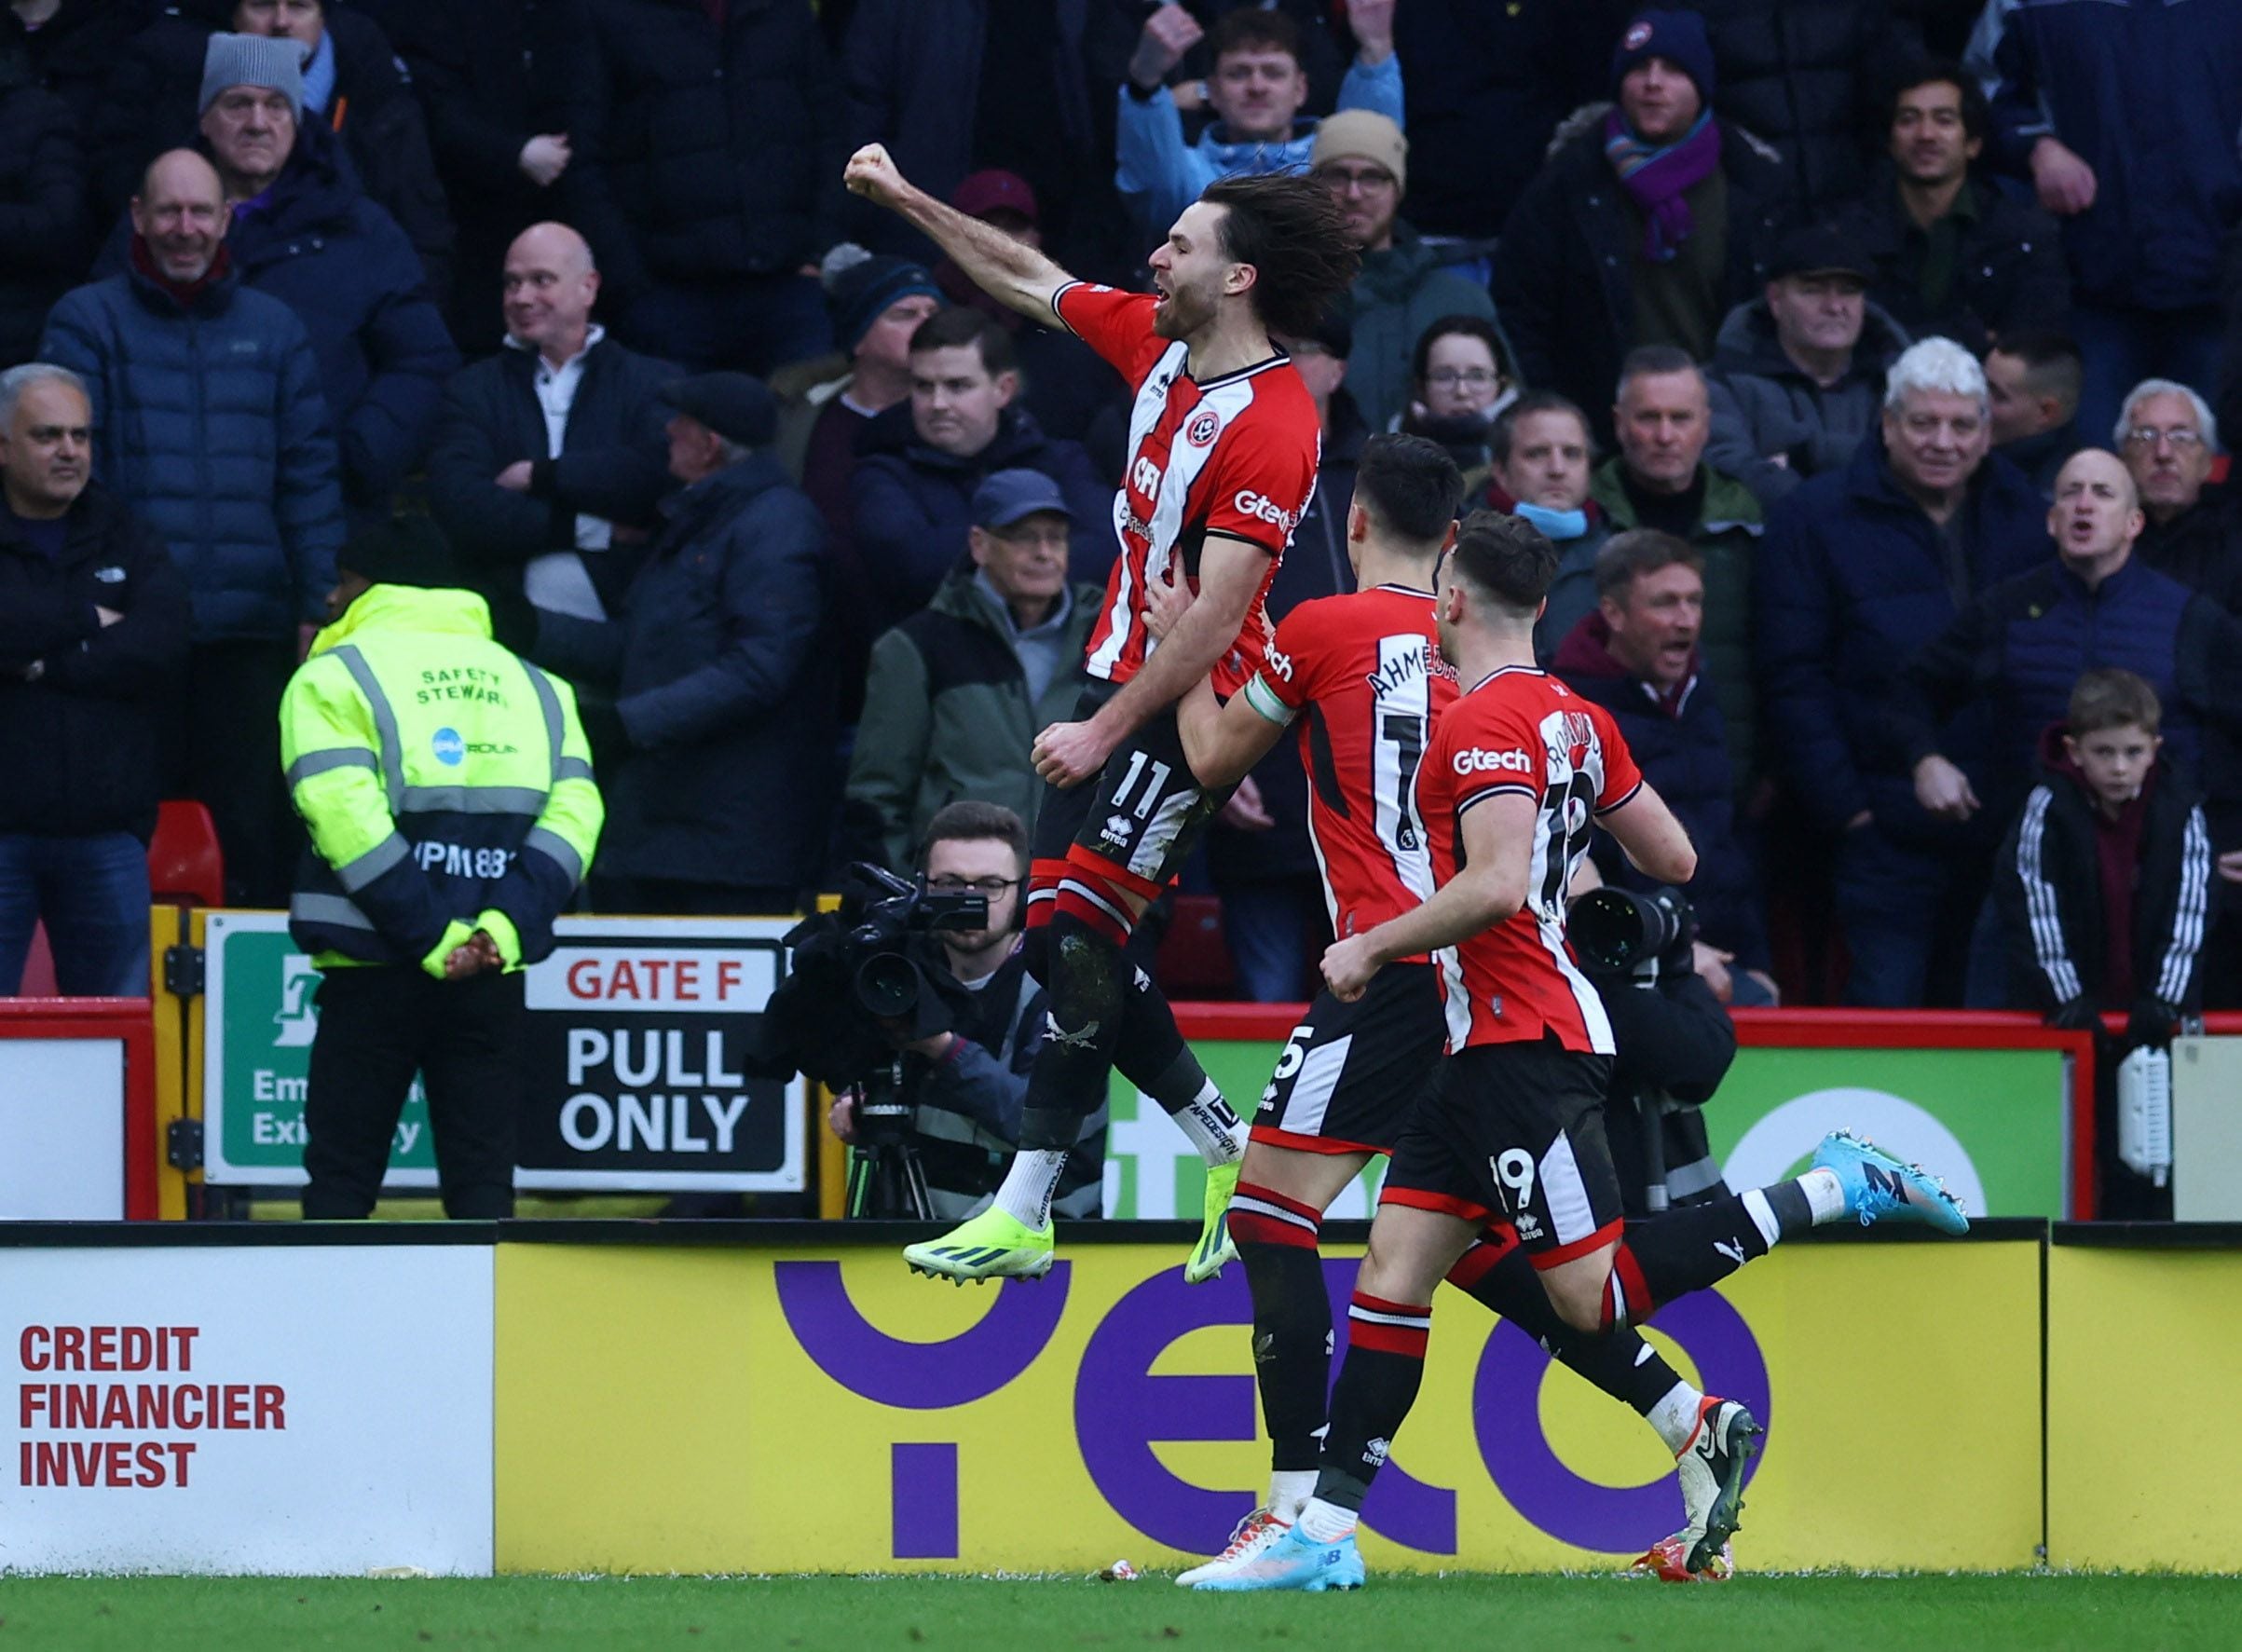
xmin=827 ymin=801 xmax=1106 ymax=1221
xmin=1568 ymin=862 xmax=1740 ymax=1218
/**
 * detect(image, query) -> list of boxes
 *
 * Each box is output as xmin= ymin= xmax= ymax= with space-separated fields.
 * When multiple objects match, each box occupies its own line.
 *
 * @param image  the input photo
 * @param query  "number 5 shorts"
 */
xmin=1251 ymin=961 xmax=1448 ymax=1156
xmin=1379 ymin=1031 xmax=1625 ymax=1270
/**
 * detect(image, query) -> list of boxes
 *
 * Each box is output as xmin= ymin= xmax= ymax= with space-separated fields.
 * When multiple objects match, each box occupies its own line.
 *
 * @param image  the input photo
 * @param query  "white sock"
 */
xmin=1799 ymin=1167 xmax=1848 ymax=1226
xmin=991 ymin=1149 xmax=1067 ymax=1230
xmin=1294 ymin=1496 xmax=1355 ymax=1544
xmin=1169 ymin=1079 xmax=1248 ymax=1167
xmin=1741 ymin=1187 xmax=1784 ymax=1250
xmin=1266 ymin=1470 xmax=1317 ymax=1522
xmin=1647 ymin=1379 xmax=1705 ymax=1456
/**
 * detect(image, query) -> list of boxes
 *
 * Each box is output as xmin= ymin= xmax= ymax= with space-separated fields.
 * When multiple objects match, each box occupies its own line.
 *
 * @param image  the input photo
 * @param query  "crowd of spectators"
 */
xmin=6 ymin=0 xmax=2242 ymax=1032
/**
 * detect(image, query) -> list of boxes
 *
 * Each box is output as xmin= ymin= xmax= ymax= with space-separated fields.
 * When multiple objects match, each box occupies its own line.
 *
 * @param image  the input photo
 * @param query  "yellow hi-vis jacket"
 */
xmin=280 ymin=583 xmax=604 ymax=974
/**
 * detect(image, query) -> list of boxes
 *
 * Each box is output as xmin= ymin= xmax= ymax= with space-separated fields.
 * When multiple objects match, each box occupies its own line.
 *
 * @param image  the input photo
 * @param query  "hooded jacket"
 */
xmin=1552 ymin=609 xmax=1770 ymax=967
xmin=844 ymin=565 xmax=1100 ymax=872
xmin=0 ymin=483 xmax=189 ymax=840
xmin=41 ymin=253 xmax=346 ymax=642
xmin=850 ymin=401 xmax=1109 ymax=633
xmin=281 ymin=582 xmax=602 ymax=971
xmin=1342 ymin=221 xmax=1501 ymax=436
xmin=1703 ymin=294 xmax=1909 ymax=506
xmin=1995 ymin=721 xmax=2211 ymax=1017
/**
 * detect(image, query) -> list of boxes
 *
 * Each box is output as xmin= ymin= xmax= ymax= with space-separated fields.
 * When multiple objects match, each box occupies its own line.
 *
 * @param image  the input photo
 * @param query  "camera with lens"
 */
xmin=1567 ymin=883 xmax=1698 ymax=979
xmin=749 ymin=863 xmax=988 ymax=1091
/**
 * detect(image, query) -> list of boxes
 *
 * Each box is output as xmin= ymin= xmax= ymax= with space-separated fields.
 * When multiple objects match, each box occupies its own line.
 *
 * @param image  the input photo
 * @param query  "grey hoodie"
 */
xmin=1704 ymin=296 xmax=1909 ymax=508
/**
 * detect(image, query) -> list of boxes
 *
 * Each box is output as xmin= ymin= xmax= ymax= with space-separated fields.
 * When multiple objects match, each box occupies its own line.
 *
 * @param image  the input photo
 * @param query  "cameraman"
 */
xmin=828 ymin=801 xmax=1106 ymax=1220
xmin=1569 ymin=862 xmax=1739 ymax=1217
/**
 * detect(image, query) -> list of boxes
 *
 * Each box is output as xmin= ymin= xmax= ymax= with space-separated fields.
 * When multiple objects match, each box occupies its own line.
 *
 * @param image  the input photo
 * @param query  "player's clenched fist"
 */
xmin=844 ymin=143 xmax=909 ymax=207
xmin=1032 ymin=719 xmax=1115 ymax=789
xmin=1320 ymin=934 xmax=1382 ymax=1003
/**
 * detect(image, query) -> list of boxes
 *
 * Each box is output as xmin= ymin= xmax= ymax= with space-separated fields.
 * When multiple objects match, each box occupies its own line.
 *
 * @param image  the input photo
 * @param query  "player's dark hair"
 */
xmin=1445 ymin=508 xmax=1559 ymax=619
xmin=1209 ymin=7 xmax=1302 ymax=67
xmin=1615 ymin=344 xmax=1702 ymax=401
xmin=1197 ymin=172 xmax=1360 ymax=340
xmin=1593 ymin=528 xmax=1704 ymax=600
xmin=1885 ymin=56 xmax=1990 ymax=147
xmin=918 ymin=799 xmax=1030 ymax=870
xmin=1409 ymin=313 xmax=1512 ymax=393
xmin=2069 ymin=668 xmax=2162 ymax=738
xmin=909 ymin=306 xmax=1018 ymax=377
xmin=1991 ymin=328 xmax=2085 ymax=413
xmin=1489 ymin=391 xmax=1595 ymax=468
xmin=1355 ymin=434 xmax=1465 ymax=548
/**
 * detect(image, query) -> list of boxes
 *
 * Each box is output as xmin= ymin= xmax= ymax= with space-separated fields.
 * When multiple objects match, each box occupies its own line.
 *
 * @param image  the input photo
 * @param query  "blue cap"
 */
xmin=660 ymin=373 xmax=775 ymax=449
xmin=1610 ymin=10 xmax=1716 ymax=105
xmin=973 ymin=468 xmax=1075 ymax=530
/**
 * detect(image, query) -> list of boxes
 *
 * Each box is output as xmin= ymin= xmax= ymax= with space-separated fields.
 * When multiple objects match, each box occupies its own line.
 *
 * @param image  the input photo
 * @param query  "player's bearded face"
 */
xmin=1151 ymin=262 xmax=1223 ymax=340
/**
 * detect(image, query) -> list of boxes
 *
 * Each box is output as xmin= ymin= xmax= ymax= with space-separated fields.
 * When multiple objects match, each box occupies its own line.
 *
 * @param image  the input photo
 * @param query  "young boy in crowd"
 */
xmin=1996 ymin=669 xmax=2214 ymax=1215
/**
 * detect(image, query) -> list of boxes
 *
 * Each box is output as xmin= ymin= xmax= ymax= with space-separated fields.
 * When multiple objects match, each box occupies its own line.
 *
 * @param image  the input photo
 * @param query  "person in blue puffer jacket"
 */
xmin=1115 ymin=5 xmax=1401 ymax=245
xmin=42 ymin=143 xmax=345 ymax=906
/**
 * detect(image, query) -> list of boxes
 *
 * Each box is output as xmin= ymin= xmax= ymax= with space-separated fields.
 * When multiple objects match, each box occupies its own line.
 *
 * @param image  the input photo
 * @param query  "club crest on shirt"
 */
xmin=1185 ymin=407 xmax=1222 ymax=446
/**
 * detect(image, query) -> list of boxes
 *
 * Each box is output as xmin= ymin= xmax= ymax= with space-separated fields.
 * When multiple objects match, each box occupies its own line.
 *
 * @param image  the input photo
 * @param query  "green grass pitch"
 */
xmin=3 ymin=1573 xmax=2239 ymax=1651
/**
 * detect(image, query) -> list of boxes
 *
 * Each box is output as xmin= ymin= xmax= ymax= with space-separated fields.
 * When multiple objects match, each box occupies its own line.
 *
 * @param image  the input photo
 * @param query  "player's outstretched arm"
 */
xmin=1600 ymin=783 xmax=1697 ymax=885
xmin=843 ymin=143 xmax=1074 ymax=327
xmin=1321 ymin=791 xmax=1534 ymax=1001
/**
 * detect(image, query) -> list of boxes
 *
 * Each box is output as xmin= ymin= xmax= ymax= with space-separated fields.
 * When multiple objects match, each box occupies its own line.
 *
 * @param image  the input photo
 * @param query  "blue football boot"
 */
xmin=1189 ymin=1524 xmax=1366 ymax=1592
xmin=1812 ymin=1129 xmax=1969 ymax=1235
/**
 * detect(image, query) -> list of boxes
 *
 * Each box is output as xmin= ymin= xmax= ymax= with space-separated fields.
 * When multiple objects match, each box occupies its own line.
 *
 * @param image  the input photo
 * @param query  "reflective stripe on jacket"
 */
xmin=281 ymin=582 xmax=603 ymax=970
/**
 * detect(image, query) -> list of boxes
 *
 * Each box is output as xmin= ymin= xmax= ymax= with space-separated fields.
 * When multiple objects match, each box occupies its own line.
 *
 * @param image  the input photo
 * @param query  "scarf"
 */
xmin=1604 ymin=108 xmax=1721 ymax=263
xmin=1486 ymin=479 xmax=1595 ymax=541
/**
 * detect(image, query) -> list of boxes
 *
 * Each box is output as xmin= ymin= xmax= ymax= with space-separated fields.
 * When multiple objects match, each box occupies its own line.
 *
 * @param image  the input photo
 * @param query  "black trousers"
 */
xmin=302 ymin=965 xmax=527 ymax=1220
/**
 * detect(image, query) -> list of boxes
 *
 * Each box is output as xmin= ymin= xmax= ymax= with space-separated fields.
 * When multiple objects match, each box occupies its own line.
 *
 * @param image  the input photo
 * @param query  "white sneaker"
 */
xmin=1175 ymin=1508 xmax=1289 ymax=1586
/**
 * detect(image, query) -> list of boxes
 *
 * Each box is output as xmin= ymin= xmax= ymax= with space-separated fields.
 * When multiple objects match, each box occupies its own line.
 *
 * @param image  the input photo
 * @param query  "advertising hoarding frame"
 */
xmin=0 ymin=999 xmax=157 ymax=1221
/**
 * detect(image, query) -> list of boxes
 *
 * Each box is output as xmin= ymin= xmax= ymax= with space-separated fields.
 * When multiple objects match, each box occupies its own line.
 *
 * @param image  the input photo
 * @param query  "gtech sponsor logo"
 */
xmin=1452 ymin=746 xmax=1534 ymax=776
xmin=1232 ymin=490 xmax=1301 ymax=534
xmin=1263 ymin=645 xmax=1295 ymax=682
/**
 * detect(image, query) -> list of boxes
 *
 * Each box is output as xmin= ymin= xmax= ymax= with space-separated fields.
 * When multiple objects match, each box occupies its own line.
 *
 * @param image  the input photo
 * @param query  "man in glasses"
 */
xmin=1310 ymin=110 xmax=1494 ymax=433
xmin=827 ymin=799 xmax=1107 ymax=1222
xmin=2117 ymin=379 xmax=2242 ymax=616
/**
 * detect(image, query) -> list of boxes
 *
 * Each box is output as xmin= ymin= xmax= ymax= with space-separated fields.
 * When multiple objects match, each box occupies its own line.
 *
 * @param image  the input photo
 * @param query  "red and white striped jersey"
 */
xmin=1051 ymin=281 xmax=1319 ymax=697
xmin=1416 ymin=665 xmax=1643 ymax=1054
xmin=1241 ymin=584 xmax=1458 ymax=954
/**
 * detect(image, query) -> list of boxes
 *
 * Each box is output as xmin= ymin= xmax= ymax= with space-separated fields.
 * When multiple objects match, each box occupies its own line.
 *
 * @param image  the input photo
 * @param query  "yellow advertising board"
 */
xmin=496 ymin=1236 xmax=2041 ymax=1575
xmin=2046 ymin=1245 xmax=2242 ymax=1570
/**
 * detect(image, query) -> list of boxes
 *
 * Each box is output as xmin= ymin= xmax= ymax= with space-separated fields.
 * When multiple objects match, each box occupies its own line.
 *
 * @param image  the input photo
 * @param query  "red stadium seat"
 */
xmin=1155 ymin=894 xmax=1236 ymax=1000
xmin=147 ymin=800 xmax=226 ymax=910
xmin=17 ymin=922 xmax=59 ymax=996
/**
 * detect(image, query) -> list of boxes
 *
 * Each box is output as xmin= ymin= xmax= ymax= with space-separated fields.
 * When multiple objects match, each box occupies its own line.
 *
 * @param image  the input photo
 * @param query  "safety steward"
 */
xmin=281 ymin=515 xmax=603 ymax=1218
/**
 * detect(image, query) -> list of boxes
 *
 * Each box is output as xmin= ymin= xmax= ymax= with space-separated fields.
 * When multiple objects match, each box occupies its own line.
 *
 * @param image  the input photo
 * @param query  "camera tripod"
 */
xmin=845 ymin=1058 xmax=935 ymax=1220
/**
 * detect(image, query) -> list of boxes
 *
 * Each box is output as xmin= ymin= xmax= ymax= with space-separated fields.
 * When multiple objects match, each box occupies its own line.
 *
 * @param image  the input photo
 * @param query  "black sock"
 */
xmin=1018 ymin=914 xmax=1130 ymax=1152
xmin=1313 ymin=1291 xmax=1430 ymax=1514
xmin=1447 ymin=1237 xmax=1681 ymax=1415
xmin=1605 ymin=1194 xmax=1782 ymax=1327
xmin=1236 ymin=1221 xmax=1331 ymax=1473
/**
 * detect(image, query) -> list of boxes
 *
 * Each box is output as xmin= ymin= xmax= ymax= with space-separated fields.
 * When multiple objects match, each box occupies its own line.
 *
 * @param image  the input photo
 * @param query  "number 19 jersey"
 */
xmin=1239 ymin=584 xmax=1457 ymax=953
xmin=1417 ymin=665 xmax=1642 ymax=1055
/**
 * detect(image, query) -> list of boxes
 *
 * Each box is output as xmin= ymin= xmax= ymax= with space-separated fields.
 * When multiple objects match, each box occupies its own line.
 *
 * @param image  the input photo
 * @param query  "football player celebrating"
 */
xmin=1161 ymin=437 xmax=1758 ymax=1585
xmin=845 ymin=144 xmax=1359 ymax=1286
xmin=1201 ymin=511 xmax=1969 ymax=1592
